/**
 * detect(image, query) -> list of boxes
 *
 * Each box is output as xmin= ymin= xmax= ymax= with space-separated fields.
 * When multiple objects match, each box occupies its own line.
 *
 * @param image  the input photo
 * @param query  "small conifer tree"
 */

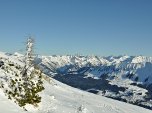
xmin=6 ymin=37 xmax=44 ymax=108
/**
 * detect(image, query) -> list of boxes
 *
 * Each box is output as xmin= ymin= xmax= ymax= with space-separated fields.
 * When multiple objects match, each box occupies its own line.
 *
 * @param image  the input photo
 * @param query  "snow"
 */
xmin=40 ymin=54 xmax=152 ymax=85
xmin=1 ymin=78 xmax=151 ymax=113
xmin=0 ymin=51 xmax=152 ymax=113
xmin=0 ymin=89 xmax=26 ymax=113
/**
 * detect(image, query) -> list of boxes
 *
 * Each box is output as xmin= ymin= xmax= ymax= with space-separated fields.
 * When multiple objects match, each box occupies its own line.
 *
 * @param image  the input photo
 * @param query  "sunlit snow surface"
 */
xmin=0 ymin=79 xmax=152 ymax=113
xmin=0 ymin=52 xmax=152 ymax=113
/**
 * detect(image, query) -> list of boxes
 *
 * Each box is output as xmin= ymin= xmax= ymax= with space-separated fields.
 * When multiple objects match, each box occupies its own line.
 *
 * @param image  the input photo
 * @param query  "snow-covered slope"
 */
xmin=0 ymin=73 xmax=152 ymax=113
xmin=38 ymin=55 xmax=152 ymax=110
xmin=0 ymin=51 xmax=152 ymax=112
xmin=35 ymin=79 xmax=152 ymax=113
xmin=0 ymin=51 xmax=151 ymax=113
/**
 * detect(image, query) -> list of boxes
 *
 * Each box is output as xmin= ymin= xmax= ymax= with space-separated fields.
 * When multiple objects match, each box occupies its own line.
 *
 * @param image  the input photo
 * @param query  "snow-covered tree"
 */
xmin=22 ymin=37 xmax=35 ymax=77
xmin=5 ymin=37 xmax=44 ymax=108
xmin=25 ymin=37 xmax=34 ymax=67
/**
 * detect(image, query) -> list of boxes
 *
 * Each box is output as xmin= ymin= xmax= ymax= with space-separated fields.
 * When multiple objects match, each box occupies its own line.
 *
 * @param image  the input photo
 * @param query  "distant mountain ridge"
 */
xmin=40 ymin=55 xmax=152 ymax=84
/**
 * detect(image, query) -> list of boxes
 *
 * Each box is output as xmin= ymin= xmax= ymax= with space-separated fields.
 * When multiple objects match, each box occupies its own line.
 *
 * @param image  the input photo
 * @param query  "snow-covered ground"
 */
xmin=38 ymin=54 xmax=152 ymax=109
xmin=0 ymin=51 xmax=152 ymax=113
xmin=0 ymin=78 xmax=152 ymax=113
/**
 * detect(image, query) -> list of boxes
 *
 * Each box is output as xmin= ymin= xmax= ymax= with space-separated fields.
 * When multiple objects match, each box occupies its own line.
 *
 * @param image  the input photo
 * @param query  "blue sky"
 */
xmin=0 ymin=0 xmax=152 ymax=56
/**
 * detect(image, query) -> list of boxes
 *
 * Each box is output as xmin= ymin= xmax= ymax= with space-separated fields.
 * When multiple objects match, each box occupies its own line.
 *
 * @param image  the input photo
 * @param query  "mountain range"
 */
xmin=0 ymin=51 xmax=152 ymax=112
